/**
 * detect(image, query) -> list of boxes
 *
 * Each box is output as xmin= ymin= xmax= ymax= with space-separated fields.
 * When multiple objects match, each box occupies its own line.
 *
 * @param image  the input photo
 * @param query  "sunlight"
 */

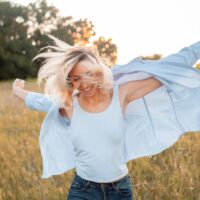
xmin=10 ymin=0 xmax=200 ymax=63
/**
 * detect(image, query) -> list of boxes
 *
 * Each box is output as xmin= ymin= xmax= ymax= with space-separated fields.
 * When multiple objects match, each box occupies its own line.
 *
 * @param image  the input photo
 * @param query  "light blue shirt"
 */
xmin=25 ymin=41 xmax=200 ymax=179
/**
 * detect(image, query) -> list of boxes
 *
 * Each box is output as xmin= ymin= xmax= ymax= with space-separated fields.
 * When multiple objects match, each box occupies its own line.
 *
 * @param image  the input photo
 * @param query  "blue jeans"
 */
xmin=67 ymin=173 xmax=134 ymax=200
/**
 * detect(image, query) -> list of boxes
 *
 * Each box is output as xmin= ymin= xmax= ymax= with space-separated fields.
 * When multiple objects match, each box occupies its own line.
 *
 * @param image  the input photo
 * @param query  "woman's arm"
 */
xmin=125 ymin=77 xmax=163 ymax=103
xmin=12 ymin=78 xmax=54 ymax=112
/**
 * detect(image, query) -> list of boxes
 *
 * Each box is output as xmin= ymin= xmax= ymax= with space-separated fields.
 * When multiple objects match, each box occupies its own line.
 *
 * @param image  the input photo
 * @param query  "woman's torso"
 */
xmin=65 ymin=83 xmax=128 ymax=182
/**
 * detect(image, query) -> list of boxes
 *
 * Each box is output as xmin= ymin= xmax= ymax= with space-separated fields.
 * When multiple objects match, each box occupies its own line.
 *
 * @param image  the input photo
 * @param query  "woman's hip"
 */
xmin=67 ymin=173 xmax=134 ymax=200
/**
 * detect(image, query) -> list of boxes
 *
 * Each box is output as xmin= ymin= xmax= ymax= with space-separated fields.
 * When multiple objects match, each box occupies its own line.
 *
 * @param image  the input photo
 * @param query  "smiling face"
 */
xmin=67 ymin=60 xmax=101 ymax=97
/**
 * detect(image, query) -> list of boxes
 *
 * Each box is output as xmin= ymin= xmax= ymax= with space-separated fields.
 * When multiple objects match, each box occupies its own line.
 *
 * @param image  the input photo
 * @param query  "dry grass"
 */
xmin=0 ymin=80 xmax=200 ymax=200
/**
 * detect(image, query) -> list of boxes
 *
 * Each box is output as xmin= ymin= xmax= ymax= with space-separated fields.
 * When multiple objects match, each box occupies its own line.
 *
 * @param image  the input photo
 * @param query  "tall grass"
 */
xmin=0 ymin=80 xmax=200 ymax=200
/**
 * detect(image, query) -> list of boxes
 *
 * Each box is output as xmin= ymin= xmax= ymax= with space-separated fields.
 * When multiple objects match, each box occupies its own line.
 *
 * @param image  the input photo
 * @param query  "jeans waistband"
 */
xmin=74 ymin=172 xmax=131 ymax=187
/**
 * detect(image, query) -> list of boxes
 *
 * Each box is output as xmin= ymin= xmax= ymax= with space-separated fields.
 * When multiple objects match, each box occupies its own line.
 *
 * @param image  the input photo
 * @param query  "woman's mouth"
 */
xmin=81 ymin=86 xmax=93 ymax=94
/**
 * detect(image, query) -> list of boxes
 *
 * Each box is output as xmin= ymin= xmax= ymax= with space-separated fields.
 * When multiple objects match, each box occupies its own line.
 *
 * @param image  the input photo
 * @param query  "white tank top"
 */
xmin=69 ymin=83 xmax=128 ymax=183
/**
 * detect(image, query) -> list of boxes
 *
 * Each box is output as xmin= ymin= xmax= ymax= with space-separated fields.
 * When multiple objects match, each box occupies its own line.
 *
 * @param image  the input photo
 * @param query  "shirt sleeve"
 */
xmin=24 ymin=92 xmax=55 ymax=112
xmin=159 ymin=41 xmax=200 ymax=67
xmin=112 ymin=41 xmax=200 ymax=163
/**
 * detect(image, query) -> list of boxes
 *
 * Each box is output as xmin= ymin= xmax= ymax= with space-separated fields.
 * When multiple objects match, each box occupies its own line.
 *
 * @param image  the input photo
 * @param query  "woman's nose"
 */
xmin=81 ymin=82 xmax=90 ymax=89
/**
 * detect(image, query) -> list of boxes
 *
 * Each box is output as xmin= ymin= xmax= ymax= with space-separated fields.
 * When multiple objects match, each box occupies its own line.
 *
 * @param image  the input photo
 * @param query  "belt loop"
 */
xmin=111 ymin=182 xmax=115 ymax=189
xmin=86 ymin=181 xmax=90 ymax=187
xmin=100 ymin=183 xmax=104 ymax=190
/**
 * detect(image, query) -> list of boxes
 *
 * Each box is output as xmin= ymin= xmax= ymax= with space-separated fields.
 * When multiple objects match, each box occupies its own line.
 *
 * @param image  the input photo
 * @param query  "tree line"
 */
xmin=0 ymin=0 xmax=118 ymax=79
xmin=1 ymin=0 xmax=198 ymax=80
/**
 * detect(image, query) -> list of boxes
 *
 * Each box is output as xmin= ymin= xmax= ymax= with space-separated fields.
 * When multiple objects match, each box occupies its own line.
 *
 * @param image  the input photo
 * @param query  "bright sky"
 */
xmin=11 ymin=0 xmax=200 ymax=64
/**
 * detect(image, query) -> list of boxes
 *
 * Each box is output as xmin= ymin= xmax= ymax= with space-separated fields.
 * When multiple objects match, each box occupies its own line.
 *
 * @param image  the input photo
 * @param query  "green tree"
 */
xmin=0 ymin=0 xmax=118 ymax=79
xmin=0 ymin=1 xmax=38 ymax=79
xmin=51 ymin=17 xmax=95 ymax=46
xmin=93 ymin=36 xmax=118 ymax=66
xmin=27 ymin=0 xmax=95 ymax=47
xmin=141 ymin=54 xmax=162 ymax=60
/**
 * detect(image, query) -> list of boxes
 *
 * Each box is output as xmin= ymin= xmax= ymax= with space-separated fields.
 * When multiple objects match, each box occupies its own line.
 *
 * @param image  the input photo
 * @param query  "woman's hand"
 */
xmin=12 ymin=78 xmax=29 ymax=101
xmin=12 ymin=78 xmax=25 ymax=90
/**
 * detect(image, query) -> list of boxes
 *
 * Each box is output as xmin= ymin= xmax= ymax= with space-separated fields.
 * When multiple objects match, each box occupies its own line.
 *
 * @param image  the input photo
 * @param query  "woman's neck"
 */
xmin=78 ymin=88 xmax=113 ymax=105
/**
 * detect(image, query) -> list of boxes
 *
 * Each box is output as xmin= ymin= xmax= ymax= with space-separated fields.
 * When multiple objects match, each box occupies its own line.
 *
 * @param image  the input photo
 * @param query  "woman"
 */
xmin=12 ymin=36 xmax=200 ymax=200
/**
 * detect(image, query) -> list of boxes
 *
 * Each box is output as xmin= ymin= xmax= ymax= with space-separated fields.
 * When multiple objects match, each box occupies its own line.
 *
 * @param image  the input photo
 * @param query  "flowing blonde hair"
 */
xmin=33 ymin=35 xmax=114 ymax=110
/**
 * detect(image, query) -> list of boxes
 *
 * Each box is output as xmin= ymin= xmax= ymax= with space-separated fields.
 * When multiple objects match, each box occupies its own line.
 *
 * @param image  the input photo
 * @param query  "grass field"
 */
xmin=0 ymin=80 xmax=200 ymax=200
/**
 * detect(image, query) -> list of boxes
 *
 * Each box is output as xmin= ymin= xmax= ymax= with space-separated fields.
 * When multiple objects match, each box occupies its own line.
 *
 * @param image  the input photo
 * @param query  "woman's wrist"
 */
xmin=12 ymin=87 xmax=29 ymax=101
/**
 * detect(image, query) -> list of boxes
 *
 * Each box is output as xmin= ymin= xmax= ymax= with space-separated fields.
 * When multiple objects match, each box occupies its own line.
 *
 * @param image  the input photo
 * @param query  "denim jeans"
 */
xmin=67 ymin=173 xmax=134 ymax=200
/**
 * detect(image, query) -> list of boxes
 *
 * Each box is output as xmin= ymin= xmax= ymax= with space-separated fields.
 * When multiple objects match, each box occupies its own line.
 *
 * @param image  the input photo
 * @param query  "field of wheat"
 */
xmin=0 ymin=80 xmax=200 ymax=200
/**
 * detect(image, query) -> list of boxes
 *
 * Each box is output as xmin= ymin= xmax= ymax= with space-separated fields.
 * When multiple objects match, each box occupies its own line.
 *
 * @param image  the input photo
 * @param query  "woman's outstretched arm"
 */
xmin=12 ymin=78 xmax=54 ymax=112
xmin=124 ymin=77 xmax=163 ymax=104
xmin=159 ymin=41 xmax=200 ymax=66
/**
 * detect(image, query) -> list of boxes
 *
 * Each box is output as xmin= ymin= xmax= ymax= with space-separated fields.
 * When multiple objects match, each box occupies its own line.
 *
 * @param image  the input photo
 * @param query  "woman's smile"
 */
xmin=80 ymin=85 xmax=95 ymax=95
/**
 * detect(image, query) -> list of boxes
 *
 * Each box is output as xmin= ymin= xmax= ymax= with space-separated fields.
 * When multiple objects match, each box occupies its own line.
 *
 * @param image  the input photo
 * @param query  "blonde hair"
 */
xmin=33 ymin=35 xmax=114 ymax=110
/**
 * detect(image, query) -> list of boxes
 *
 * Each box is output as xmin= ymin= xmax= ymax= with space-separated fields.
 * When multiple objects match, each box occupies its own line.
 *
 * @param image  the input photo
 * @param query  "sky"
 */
xmin=11 ymin=0 xmax=200 ymax=64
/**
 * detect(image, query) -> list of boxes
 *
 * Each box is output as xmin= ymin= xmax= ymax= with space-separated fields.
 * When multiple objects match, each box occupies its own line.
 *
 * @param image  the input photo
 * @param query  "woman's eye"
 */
xmin=84 ymin=72 xmax=93 ymax=77
xmin=73 ymin=78 xmax=80 ymax=82
xmin=66 ymin=78 xmax=71 ymax=83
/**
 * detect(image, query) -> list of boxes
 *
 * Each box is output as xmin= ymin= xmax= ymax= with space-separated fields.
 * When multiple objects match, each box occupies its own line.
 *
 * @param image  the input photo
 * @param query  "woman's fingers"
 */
xmin=13 ymin=78 xmax=26 ymax=89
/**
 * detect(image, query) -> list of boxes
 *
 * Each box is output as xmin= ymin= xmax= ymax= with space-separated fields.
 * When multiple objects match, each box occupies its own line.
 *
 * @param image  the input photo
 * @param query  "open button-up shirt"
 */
xmin=25 ymin=41 xmax=200 ymax=179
